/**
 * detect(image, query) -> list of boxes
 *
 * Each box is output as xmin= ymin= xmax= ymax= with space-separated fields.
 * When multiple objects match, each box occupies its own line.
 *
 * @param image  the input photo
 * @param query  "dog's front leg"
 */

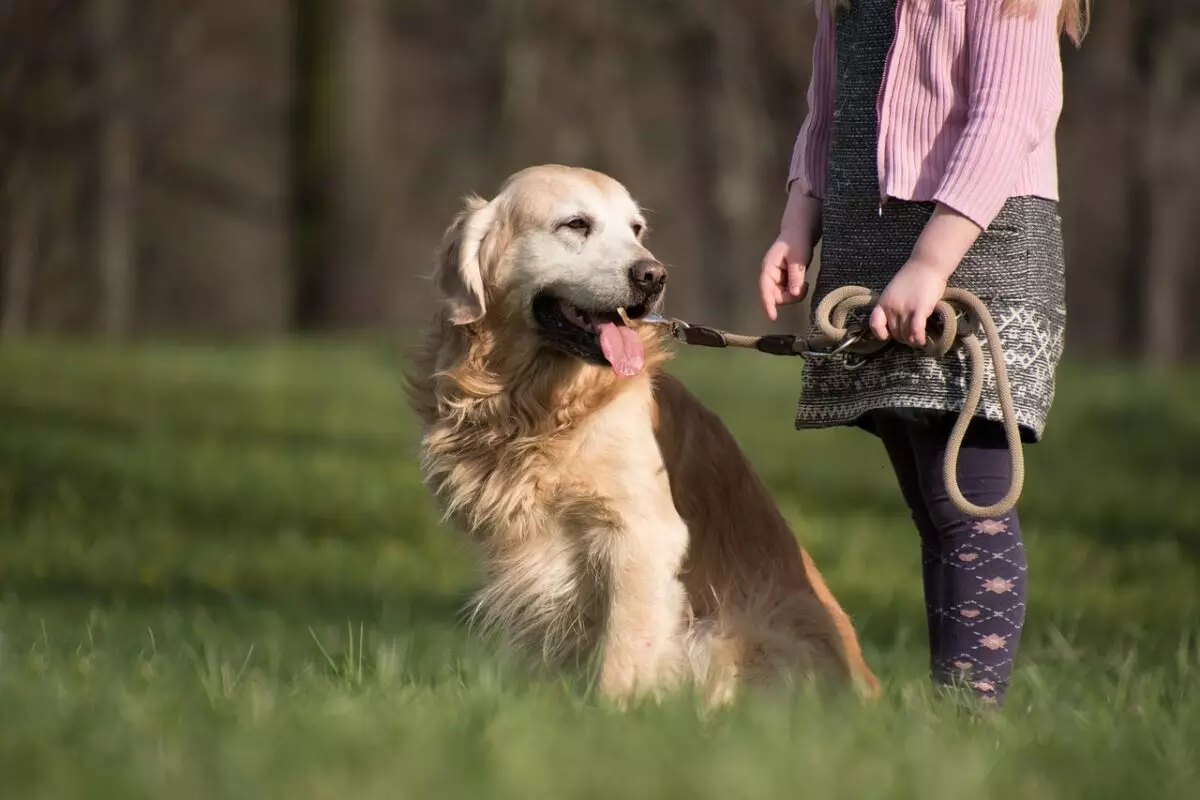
xmin=592 ymin=517 xmax=690 ymax=703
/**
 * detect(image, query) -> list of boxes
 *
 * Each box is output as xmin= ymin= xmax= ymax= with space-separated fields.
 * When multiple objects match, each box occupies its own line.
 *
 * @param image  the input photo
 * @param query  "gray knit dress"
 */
xmin=795 ymin=0 xmax=1067 ymax=443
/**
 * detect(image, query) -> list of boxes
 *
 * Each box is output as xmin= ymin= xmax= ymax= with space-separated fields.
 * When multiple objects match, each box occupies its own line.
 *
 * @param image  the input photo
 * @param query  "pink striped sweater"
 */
xmin=788 ymin=0 xmax=1066 ymax=230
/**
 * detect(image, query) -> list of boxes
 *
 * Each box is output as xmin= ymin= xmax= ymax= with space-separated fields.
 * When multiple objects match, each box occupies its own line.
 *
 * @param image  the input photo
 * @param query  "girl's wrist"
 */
xmin=908 ymin=202 xmax=983 ymax=280
xmin=781 ymin=185 xmax=822 ymax=248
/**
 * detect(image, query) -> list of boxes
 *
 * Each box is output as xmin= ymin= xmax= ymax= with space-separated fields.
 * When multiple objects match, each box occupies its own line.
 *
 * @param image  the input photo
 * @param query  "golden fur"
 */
xmin=406 ymin=165 xmax=879 ymax=704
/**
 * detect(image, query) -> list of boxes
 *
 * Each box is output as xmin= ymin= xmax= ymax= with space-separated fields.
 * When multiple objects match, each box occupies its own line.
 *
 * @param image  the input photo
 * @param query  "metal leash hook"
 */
xmin=799 ymin=326 xmax=877 ymax=369
xmin=838 ymin=327 xmax=886 ymax=370
xmin=638 ymin=312 xmax=678 ymax=331
xmin=806 ymin=328 xmax=866 ymax=359
xmin=638 ymin=312 xmax=692 ymax=344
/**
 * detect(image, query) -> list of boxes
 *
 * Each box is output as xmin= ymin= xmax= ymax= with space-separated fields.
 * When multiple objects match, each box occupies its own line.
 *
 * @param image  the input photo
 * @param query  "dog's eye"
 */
xmin=560 ymin=216 xmax=592 ymax=236
xmin=631 ymin=222 xmax=645 ymax=238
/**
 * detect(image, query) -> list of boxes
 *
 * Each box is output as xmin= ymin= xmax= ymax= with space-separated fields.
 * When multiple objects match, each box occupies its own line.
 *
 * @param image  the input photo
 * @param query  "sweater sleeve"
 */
xmin=932 ymin=0 xmax=1061 ymax=229
xmin=786 ymin=2 xmax=836 ymax=197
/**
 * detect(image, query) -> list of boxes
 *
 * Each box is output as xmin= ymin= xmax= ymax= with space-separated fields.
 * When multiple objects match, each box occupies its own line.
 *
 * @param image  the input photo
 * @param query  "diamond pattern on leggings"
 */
xmin=928 ymin=515 xmax=1028 ymax=706
xmin=950 ymin=542 xmax=1024 ymax=572
xmin=972 ymin=519 xmax=1010 ymax=536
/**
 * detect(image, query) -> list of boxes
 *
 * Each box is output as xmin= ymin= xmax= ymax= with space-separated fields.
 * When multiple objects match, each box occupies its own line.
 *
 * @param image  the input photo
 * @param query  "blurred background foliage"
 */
xmin=1 ymin=0 xmax=1197 ymax=362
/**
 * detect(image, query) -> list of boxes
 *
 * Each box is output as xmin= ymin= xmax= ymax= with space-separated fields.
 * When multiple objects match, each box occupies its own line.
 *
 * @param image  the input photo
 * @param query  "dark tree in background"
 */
xmin=0 ymin=0 xmax=1196 ymax=362
xmin=1136 ymin=0 xmax=1200 ymax=367
xmin=0 ymin=0 xmax=93 ymax=334
xmin=91 ymin=0 xmax=136 ymax=340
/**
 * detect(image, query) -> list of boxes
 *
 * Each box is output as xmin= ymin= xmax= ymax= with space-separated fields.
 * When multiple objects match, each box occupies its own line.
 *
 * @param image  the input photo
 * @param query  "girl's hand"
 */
xmin=759 ymin=235 xmax=810 ymax=321
xmin=870 ymin=202 xmax=984 ymax=346
xmin=868 ymin=260 xmax=949 ymax=348
xmin=760 ymin=189 xmax=821 ymax=321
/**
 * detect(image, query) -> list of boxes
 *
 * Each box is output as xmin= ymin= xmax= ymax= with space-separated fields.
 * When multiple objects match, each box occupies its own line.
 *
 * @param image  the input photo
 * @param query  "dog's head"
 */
xmin=433 ymin=165 xmax=667 ymax=379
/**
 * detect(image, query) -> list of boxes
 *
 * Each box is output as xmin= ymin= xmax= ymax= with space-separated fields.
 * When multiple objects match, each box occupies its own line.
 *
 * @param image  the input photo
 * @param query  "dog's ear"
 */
xmin=435 ymin=194 xmax=501 ymax=326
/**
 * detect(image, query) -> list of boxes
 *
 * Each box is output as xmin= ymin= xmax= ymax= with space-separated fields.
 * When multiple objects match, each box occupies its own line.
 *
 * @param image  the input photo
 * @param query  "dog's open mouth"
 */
xmin=532 ymin=294 xmax=651 ymax=378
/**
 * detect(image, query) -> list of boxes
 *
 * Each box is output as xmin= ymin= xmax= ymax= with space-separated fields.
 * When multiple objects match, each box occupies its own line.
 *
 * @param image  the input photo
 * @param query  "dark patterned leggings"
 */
xmin=871 ymin=410 xmax=1028 ymax=707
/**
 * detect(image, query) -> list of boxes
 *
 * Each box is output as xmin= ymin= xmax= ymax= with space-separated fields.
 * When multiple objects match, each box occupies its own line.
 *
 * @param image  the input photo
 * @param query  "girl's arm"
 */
xmin=787 ymin=1 xmax=837 ymax=205
xmin=761 ymin=2 xmax=835 ymax=320
xmin=875 ymin=2 xmax=1063 ymax=347
xmin=931 ymin=0 xmax=1064 ymax=231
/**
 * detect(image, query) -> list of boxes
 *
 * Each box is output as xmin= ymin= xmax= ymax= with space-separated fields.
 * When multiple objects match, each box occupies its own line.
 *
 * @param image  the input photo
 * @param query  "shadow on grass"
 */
xmin=1 ymin=570 xmax=472 ymax=629
xmin=0 ymin=393 xmax=442 ymax=549
xmin=0 ymin=397 xmax=410 ymax=463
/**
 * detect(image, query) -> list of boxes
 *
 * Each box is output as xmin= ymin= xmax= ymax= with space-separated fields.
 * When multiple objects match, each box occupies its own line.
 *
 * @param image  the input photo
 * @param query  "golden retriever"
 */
xmin=406 ymin=164 xmax=879 ymax=705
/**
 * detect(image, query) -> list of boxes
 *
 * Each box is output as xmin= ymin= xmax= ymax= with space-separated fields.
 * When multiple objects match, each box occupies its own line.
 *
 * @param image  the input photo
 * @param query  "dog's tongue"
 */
xmin=596 ymin=319 xmax=644 ymax=377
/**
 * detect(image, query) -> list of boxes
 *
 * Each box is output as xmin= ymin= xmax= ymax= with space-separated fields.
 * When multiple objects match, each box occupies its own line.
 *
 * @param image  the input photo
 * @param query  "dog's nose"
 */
xmin=629 ymin=260 xmax=667 ymax=292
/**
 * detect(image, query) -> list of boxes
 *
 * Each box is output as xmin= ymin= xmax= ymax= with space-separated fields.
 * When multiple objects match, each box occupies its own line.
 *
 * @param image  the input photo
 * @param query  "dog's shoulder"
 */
xmin=648 ymin=371 xmax=731 ymax=445
xmin=649 ymin=370 xmax=702 ymax=414
xmin=647 ymin=368 xmax=776 ymax=506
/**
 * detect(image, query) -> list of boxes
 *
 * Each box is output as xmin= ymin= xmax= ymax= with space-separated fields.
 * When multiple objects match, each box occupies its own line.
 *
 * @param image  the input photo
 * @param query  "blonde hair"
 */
xmin=825 ymin=0 xmax=1091 ymax=46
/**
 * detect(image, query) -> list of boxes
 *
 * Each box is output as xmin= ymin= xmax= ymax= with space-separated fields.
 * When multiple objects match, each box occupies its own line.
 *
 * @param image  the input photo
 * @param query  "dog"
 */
xmin=406 ymin=164 xmax=879 ymax=705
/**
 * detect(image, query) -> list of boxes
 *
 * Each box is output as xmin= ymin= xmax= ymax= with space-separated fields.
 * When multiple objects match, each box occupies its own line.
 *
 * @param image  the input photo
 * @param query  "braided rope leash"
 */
xmin=639 ymin=285 xmax=1023 ymax=519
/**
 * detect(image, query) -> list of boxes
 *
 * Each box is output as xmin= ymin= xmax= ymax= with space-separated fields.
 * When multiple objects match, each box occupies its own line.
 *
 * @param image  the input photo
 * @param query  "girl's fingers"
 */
xmin=869 ymin=305 xmax=890 ymax=341
xmin=762 ymin=275 xmax=781 ymax=320
xmin=761 ymin=268 xmax=782 ymax=320
xmin=909 ymin=313 xmax=926 ymax=347
xmin=759 ymin=249 xmax=781 ymax=318
xmin=889 ymin=312 xmax=906 ymax=344
xmin=760 ymin=241 xmax=797 ymax=320
xmin=786 ymin=261 xmax=806 ymax=297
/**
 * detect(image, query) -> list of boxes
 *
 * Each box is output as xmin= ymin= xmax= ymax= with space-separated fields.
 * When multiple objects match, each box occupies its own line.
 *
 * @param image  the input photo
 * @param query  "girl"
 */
xmin=759 ymin=0 xmax=1088 ymax=707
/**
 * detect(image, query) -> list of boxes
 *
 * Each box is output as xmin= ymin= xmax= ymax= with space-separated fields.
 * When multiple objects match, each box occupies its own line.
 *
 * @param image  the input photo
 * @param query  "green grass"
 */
xmin=1 ymin=339 xmax=1198 ymax=798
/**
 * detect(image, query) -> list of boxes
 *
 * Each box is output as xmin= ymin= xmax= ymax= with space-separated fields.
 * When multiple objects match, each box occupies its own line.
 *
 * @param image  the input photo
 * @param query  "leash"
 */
xmin=637 ymin=285 xmax=1023 ymax=519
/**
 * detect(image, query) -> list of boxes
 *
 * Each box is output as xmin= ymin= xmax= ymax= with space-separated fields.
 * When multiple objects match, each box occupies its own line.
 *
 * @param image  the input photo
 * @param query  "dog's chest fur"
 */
xmin=420 ymin=374 xmax=688 ymax=661
xmin=423 ymin=376 xmax=668 ymax=530
xmin=567 ymin=381 xmax=673 ymax=514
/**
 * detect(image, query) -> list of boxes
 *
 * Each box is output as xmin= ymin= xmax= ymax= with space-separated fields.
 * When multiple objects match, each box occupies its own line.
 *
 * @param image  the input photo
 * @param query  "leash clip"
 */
xmin=799 ymin=327 xmax=867 ymax=361
xmin=638 ymin=313 xmax=691 ymax=343
xmin=830 ymin=328 xmax=866 ymax=356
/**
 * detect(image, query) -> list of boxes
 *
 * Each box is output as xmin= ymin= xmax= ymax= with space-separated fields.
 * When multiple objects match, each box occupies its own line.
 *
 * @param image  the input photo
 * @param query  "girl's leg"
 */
xmin=904 ymin=416 xmax=1029 ymax=706
xmin=870 ymin=412 xmax=946 ymax=672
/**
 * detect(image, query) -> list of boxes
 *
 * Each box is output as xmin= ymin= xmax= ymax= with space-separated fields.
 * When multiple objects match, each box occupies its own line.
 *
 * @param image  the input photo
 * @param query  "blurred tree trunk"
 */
xmin=1 ymin=165 xmax=38 ymax=337
xmin=1140 ymin=14 xmax=1200 ymax=368
xmin=498 ymin=0 xmax=539 ymax=156
xmin=135 ymin=0 xmax=293 ymax=336
xmin=676 ymin=26 xmax=730 ymax=325
xmin=313 ymin=0 xmax=391 ymax=330
xmin=290 ymin=0 xmax=333 ymax=329
xmin=1057 ymin=0 xmax=1138 ymax=359
xmin=708 ymin=1 xmax=772 ymax=329
xmin=92 ymin=0 xmax=137 ymax=339
xmin=673 ymin=2 xmax=777 ymax=329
